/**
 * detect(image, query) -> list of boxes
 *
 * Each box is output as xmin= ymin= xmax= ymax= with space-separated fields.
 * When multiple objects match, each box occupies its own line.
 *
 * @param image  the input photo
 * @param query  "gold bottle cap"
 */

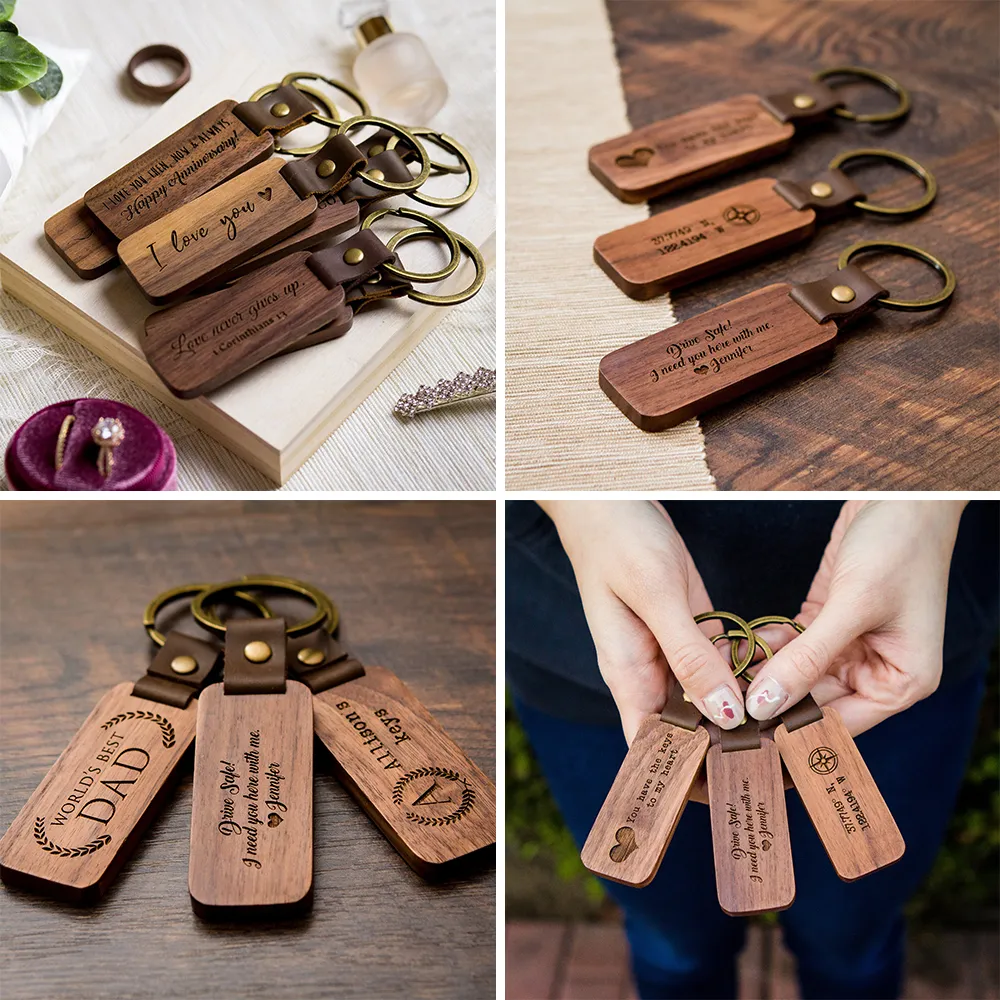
xmin=356 ymin=15 xmax=393 ymax=47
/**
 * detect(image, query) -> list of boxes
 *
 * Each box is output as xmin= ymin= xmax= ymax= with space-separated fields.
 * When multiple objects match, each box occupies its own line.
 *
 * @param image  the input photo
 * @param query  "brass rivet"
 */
xmin=368 ymin=168 xmax=385 ymax=181
xmin=317 ymin=159 xmax=336 ymax=178
xmin=810 ymin=181 xmax=833 ymax=199
xmin=297 ymin=647 xmax=325 ymax=666
xmin=831 ymin=284 xmax=856 ymax=303
xmin=244 ymin=640 xmax=272 ymax=663
xmin=682 ymin=692 xmax=692 ymax=703
xmin=344 ymin=247 xmax=365 ymax=265
xmin=272 ymin=102 xmax=291 ymax=118
xmin=793 ymin=94 xmax=816 ymax=109
xmin=368 ymin=143 xmax=385 ymax=156
xmin=170 ymin=655 xmax=198 ymax=675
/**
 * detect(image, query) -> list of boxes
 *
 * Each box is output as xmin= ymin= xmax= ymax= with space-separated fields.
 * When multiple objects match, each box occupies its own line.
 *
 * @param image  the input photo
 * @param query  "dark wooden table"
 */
xmin=608 ymin=0 xmax=999 ymax=490
xmin=0 ymin=500 xmax=495 ymax=1000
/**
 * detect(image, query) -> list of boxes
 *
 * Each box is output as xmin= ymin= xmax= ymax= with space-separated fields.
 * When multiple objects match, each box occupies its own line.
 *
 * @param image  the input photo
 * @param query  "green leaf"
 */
xmin=0 ymin=32 xmax=45 ymax=91
xmin=27 ymin=51 xmax=61 ymax=99
xmin=0 ymin=21 xmax=17 ymax=34
xmin=0 ymin=1 xmax=15 ymax=23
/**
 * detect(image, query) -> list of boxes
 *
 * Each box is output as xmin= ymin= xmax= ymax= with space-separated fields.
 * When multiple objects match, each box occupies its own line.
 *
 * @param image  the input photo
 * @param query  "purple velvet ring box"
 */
xmin=5 ymin=398 xmax=177 ymax=491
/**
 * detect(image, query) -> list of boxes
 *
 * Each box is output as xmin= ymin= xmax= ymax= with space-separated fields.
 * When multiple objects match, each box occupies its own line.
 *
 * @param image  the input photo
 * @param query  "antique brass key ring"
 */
xmin=826 ymin=148 xmax=936 ymax=216
xmin=233 ymin=574 xmax=340 ymax=634
xmin=337 ymin=116 xmax=431 ymax=192
xmin=385 ymin=128 xmax=479 ymax=207
xmin=837 ymin=240 xmax=956 ymax=310
xmin=190 ymin=576 xmax=335 ymax=638
xmin=143 ymin=583 xmax=272 ymax=647
xmin=693 ymin=611 xmax=757 ymax=678
xmin=812 ymin=66 xmax=910 ymax=123
xmin=247 ymin=80 xmax=341 ymax=156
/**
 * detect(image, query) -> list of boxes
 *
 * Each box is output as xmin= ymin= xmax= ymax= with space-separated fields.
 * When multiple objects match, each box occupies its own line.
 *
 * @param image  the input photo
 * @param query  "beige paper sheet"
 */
xmin=505 ymin=0 xmax=716 ymax=490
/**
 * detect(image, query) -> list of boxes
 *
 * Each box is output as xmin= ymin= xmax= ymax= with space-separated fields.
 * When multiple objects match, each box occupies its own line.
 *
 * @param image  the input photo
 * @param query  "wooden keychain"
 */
xmin=45 ymin=75 xmax=366 ymax=279
xmin=595 ymin=149 xmax=936 ymax=299
xmin=581 ymin=611 xmax=755 ymax=887
xmin=190 ymin=576 xmax=497 ymax=878
xmin=589 ymin=66 xmax=911 ymax=203
xmin=747 ymin=616 xmax=905 ymax=881
xmin=0 ymin=584 xmax=268 ymax=903
xmin=141 ymin=207 xmax=485 ymax=397
xmin=599 ymin=239 xmax=956 ymax=431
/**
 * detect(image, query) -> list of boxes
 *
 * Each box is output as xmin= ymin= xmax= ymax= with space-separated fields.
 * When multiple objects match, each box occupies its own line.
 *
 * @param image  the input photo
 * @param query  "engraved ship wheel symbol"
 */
xmin=723 ymin=204 xmax=761 ymax=226
xmin=808 ymin=746 xmax=839 ymax=774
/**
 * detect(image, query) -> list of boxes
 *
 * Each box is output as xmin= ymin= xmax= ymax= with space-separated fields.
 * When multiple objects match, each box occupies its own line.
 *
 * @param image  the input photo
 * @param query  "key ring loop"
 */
xmin=405 ymin=229 xmax=487 ymax=306
xmin=233 ymin=574 xmax=339 ymax=635
xmin=812 ymin=66 xmax=911 ymax=124
xmin=694 ymin=611 xmax=757 ymax=678
xmin=838 ymin=240 xmax=957 ymax=311
xmin=385 ymin=225 xmax=463 ymax=283
xmin=336 ymin=116 xmax=431 ymax=192
xmin=362 ymin=207 xmax=461 ymax=283
xmin=827 ymin=148 xmax=937 ymax=217
xmin=386 ymin=129 xmax=479 ymax=207
xmin=143 ymin=584 xmax=272 ymax=647
xmin=191 ymin=577 xmax=331 ymax=638
xmin=280 ymin=71 xmax=370 ymax=119
xmin=387 ymin=125 xmax=467 ymax=175
xmin=248 ymin=81 xmax=340 ymax=157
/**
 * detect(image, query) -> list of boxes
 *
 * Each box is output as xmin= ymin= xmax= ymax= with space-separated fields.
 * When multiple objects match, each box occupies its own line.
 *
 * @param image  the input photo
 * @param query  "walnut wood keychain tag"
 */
xmin=588 ymin=68 xmax=911 ymax=202
xmin=774 ymin=698 xmax=904 ymax=881
xmin=188 ymin=619 xmax=313 ymax=918
xmin=706 ymin=722 xmax=795 ymax=915
xmin=0 ymin=631 xmax=220 ymax=903
xmin=581 ymin=687 xmax=709 ymax=887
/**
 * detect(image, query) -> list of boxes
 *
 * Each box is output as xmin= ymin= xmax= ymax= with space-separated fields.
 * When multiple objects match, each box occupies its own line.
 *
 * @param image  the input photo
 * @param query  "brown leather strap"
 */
xmin=286 ymin=628 xmax=366 ymax=693
xmin=779 ymin=694 xmax=825 ymax=733
xmin=223 ymin=618 xmax=287 ymax=695
xmin=346 ymin=274 xmax=413 ymax=313
xmin=659 ymin=683 xmax=702 ymax=731
xmin=280 ymin=136 xmax=367 ymax=200
xmin=233 ymin=84 xmax=319 ymax=137
xmin=308 ymin=231 xmax=396 ymax=292
xmin=720 ymin=717 xmax=762 ymax=752
xmin=132 ymin=629 xmax=221 ymax=708
xmin=340 ymin=150 xmax=414 ymax=204
xmin=773 ymin=168 xmax=865 ymax=218
xmin=789 ymin=263 xmax=888 ymax=325
xmin=759 ymin=82 xmax=843 ymax=124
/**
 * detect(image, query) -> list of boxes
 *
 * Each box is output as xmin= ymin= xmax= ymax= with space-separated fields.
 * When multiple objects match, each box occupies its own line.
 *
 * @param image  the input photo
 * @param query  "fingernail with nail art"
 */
xmin=703 ymin=685 xmax=743 ymax=729
xmin=747 ymin=678 xmax=788 ymax=720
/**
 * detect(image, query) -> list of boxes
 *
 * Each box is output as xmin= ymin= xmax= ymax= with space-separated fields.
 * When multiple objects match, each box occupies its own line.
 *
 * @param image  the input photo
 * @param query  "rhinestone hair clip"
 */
xmin=393 ymin=367 xmax=496 ymax=419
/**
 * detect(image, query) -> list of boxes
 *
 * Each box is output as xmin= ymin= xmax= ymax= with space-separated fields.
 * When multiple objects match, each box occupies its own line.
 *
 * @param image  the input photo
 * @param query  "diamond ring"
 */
xmin=91 ymin=417 xmax=125 ymax=478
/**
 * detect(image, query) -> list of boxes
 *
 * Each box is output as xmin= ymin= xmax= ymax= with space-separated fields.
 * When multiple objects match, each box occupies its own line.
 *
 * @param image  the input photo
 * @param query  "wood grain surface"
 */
xmin=143 ymin=252 xmax=346 ymax=398
xmin=600 ymin=283 xmax=838 ymax=430
xmin=42 ymin=199 xmax=119 ymax=278
xmin=588 ymin=93 xmax=795 ymax=202
xmin=580 ymin=715 xmax=708 ymax=887
xmin=594 ymin=176 xmax=816 ymax=298
xmin=0 ymin=500 xmax=495 ymax=1000
xmin=189 ymin=682 xmax=313 ymax=917
xmin=607 ymin=0 xmax=1000 ymax=489
xmin=774 ymin=707 xmax=905 ymax=882
xmin=118 ymin=159 xmax=316 ymax=303
xmin=706 ymin=739 xmax=795 ymax=916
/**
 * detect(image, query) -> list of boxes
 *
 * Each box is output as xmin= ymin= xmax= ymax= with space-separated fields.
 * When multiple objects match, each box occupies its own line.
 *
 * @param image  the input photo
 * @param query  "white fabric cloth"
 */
xmin=0 ymin=1 xmax=494 ymax=491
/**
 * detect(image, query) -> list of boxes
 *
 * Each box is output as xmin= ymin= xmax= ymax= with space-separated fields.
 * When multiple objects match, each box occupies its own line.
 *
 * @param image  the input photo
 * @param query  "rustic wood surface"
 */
xmin=0 ymin=500 xmax=495 ymax=1000
xmin=706 ymin=740 xmax=795 ymax=916
xmin=581 ymin=715 xmax=708 ymax=887
xmin=607 ymin=0 xmax=1000 ymax=490
xmin=594 ymin=177 xmax=817 ymax=298
xmin=774 ymin=707 xmax=905 ymax=882
xmin=83 ymin=100 xmax=274 ymax=241
xmin=143 ymin=252 xmax=347 ymax=398
xmin=588 ymin=93 xmax=795 ymax=202
xmin=118 ymin=159 xmax=316 ymax=303
xmin=600 ymin=283 xmax=838 ymax=430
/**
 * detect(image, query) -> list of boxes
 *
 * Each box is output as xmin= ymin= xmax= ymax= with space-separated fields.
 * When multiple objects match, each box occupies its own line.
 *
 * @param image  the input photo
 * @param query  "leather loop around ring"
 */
xmin=720 ymin=717 xmax=762 ymax=752
xmin=224 ymin=619 xmax=287 ymax=695
xmin=133 ymin=630 xmax=221 ymax=708
xmin=659 ymin=682 xmax=703 ymax=732
xmin=789 ymin=262 xmax=888 ymax=325
xmin=280 ymin=135 xmax=367 ymax=199
xmin=233 ymin=83 xmax=319 ymax=137
xmin=126 ymin=45 xmax=191 ymax=101
xmin=759 ymin=80 xmax=844 ymax=125
xmin=779 ymin=693 xmax=825 ymax=733
xmin=773 ymin=168 xmax=865 ymax=218
xmin=308 ymin=230 xmax=397 ymax=291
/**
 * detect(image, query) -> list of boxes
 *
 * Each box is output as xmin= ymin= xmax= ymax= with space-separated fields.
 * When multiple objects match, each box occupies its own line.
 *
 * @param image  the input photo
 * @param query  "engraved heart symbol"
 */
xmin=615 ymin=146 xmax=654 ymax=169
xmin=258 ymin=187 xmax=272 ymax=202
xmin=693 ymin=365 xmax=710 ymax=375
xmin=267 ymin=812 xmax=283 ymax=827
xmin=609 ymin=826 xmax=638 ymax=863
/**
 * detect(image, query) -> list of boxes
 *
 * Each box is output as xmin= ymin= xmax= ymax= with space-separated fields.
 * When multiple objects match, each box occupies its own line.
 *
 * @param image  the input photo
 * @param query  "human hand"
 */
xmin=745 ymin=500 xmax=966 ymax=735
xmin=539 ymin=500 xmax=746 ymax=744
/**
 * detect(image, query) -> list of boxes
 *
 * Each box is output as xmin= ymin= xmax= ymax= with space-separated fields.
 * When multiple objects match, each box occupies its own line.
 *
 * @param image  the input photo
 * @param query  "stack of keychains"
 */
xmin=0 ymin=577 xmax=495 ymax=918
xmin=45 ymin=72 xmax=485 ymax=399
xmin=585 ymin=66 xmax=958 ymax=432
xmin=582 ymin=613 xmax=904 ymax=915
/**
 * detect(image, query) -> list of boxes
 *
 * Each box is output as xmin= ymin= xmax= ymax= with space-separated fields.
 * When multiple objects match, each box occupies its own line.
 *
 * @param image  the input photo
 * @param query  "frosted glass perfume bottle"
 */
xmin=351 ymin=15 xmax=448 ymax=125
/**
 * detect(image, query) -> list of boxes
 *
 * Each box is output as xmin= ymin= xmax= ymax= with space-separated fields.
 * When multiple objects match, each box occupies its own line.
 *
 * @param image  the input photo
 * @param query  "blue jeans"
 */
xmin=513 ymin=657 xmax=989 ymax=1000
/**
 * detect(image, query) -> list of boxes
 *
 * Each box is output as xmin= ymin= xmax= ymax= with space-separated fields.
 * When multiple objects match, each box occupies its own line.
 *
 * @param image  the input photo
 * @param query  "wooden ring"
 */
xmin=126 ymin=44 xmax=191 ymax=100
